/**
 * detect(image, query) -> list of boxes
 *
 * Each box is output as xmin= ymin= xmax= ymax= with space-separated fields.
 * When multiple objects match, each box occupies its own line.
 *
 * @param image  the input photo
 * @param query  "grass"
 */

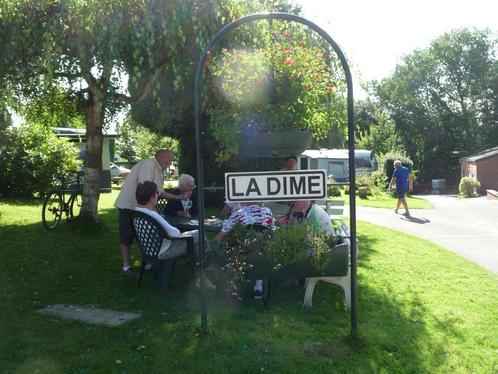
xmin=330 ymin=190 xmax=433 ymax=209
xmin=1 ymin=190 xmax=497 ymax=373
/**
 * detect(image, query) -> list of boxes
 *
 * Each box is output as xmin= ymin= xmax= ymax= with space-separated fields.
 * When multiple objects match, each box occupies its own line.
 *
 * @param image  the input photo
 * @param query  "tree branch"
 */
xmin=108 ymin=92 xmax=132 ymax=104
xmin=132 ymin=60 xmax=168 ymax=104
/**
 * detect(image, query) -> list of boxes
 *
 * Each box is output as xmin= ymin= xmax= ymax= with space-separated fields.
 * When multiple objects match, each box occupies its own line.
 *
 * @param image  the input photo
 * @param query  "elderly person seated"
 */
xmin=135 ymin=180 xmax=215 ymax=289
xmin=164 ymin=174 xmax=198 ymax=217
xmin=215 ymin=202 xmax=275 ymax=300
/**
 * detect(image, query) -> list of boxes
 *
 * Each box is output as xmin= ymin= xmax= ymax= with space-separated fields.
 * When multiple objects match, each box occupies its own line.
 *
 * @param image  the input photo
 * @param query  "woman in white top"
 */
xmin=134 ymin=181 xmax=215 ymax=289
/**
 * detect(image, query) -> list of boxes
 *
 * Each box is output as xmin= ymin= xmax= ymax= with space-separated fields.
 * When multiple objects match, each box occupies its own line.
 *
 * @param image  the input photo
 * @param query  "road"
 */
xmin=345 ymin=195 xmax=498 ymax=274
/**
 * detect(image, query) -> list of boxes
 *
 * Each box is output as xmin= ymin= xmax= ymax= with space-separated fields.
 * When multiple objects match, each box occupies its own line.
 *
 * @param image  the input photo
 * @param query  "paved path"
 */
xmin=345 ymin=195 xmax=498 ymax=274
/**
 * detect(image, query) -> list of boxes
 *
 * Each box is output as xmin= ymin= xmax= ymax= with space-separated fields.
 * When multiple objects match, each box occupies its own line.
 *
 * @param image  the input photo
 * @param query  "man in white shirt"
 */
xmin=115 ymin=149 xmax=185 ymax=276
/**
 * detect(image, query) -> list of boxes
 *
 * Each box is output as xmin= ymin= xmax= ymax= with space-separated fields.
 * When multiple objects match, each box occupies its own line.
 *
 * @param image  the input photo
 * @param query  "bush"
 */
xmin=327 ymin=184 xmax=341 ymax=197
xmin=377 ymin=152 xmax=414 ymax=181
xmin=0 ymin=123 xmax=80 ymax=197
xmin=370 ymin=170 xmax=389 ymax=189
xmin=459 ymin=177 xmax=481 ymax=198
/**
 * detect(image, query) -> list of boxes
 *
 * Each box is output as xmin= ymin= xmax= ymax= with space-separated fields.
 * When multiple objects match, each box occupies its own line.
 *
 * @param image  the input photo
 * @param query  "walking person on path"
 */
xmin=388 ymin=160 xmax=413 ymax=216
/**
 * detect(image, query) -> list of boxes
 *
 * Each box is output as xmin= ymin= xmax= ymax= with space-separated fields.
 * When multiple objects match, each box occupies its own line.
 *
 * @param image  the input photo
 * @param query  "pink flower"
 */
xmin=284 ymin=59 xmax=295 ymax=65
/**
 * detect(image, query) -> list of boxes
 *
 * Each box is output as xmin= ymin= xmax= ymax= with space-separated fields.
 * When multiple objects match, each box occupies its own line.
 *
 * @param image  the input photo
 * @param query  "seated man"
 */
xmin=287 ymin=200 xmax=335 ymax=236
xmin=218 ymin=201 xmax=242 ymax=220
xmin=164 ymin=174 xmax=197 ymax=217
xmin=135 ymin=181 xmax=214 ymax=289
xmin=215 ymin=202 xmax=275 ymax=299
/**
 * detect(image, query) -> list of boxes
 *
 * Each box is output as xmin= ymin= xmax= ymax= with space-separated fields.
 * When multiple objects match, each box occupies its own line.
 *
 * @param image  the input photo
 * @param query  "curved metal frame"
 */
xmin=194 ymin=12 xmax=357 ymax=334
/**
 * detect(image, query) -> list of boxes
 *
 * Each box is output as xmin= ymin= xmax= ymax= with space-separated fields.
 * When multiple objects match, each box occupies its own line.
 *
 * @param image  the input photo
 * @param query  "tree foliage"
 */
xmin=0 ymin=123 xmax=80 ymax=197
xmin=375 ymin=28 xmax=498 ymax=181
xmin=355 ymin=98 xmax=404 ymax=157
xmin=116 ymin=120 xmax=179 ymax=162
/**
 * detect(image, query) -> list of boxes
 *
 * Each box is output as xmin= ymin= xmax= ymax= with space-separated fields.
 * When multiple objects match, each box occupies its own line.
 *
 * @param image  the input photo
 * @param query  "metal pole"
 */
xmin=194 ymin=12 xmax=357 ymax=335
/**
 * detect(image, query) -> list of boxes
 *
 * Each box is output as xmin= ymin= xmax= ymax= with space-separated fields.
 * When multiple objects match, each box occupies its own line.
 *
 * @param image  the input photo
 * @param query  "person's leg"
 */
xmin=401 ymin=198 xmax=410 ymax=215
xmin=395 ymin=199 xmax=402 ymax=213
xmin=119 ymin=209 xmax=135 ymax=272
xmin=121 ymin=244 xmax=131 ymax=268
xmin=396 ymin=189 xmax=406 ymax=214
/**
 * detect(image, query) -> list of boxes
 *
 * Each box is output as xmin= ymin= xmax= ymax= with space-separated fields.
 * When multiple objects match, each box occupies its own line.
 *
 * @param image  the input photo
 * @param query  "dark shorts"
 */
xmin=396 ymin=188 xmax=406 ymax=199
xmin=119 ymin=209 xmax=135 ymax=246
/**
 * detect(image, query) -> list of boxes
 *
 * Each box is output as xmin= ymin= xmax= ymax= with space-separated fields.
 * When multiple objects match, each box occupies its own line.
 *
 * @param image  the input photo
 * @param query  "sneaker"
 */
xmin=253 ymin=289 xmax=263 ymax=300
xmin=122 ymin=266 xmax=139 ymax=278
xmin=144 ymin=263 xmax=153 ymax=272
xmin=402 ymin=211 xmax=411 ymax=217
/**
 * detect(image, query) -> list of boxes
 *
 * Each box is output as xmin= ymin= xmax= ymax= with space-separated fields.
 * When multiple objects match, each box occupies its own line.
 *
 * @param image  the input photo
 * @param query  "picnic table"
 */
xmin=164 ymin=215 xmax=223 ymax=233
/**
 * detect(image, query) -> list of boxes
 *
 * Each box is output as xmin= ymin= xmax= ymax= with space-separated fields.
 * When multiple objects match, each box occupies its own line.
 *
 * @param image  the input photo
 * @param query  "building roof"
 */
xmin=53 ymin=127 xmax=118 ymax=138
xmin=460 ymin=146 xmax=498 ymax=162
xmin=301 ymin=149 xmax=372 ymax=160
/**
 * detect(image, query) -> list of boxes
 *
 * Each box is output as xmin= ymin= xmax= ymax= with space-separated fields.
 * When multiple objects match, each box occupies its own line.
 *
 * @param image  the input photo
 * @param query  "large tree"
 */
xmin=0 ymin=0 xmax=299 ymax=222
xmin=375 ymin=28 xmax=498 ymax=181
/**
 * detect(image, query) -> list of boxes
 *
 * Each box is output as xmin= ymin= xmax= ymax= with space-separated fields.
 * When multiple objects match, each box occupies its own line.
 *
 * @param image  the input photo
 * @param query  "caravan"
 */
xmin=298 ymin=149 xmax=375 ymax=182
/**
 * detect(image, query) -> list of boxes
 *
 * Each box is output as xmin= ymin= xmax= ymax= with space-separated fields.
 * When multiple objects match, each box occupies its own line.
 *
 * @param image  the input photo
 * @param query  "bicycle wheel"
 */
xmin=69 ymin=193 xmax=82 ymax=218
xmin=42 ymin=192 xmax=63 ymax=230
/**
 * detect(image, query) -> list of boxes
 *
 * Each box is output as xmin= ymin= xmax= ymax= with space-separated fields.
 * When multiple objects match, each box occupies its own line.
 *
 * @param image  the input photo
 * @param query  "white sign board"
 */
xmin=225 ymin=170 xmax=327 ymax=202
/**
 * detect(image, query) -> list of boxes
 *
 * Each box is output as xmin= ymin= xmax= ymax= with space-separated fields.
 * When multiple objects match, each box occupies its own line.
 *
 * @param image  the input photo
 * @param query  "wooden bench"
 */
xmin=486 ymin=189 xmax=498 ymax=199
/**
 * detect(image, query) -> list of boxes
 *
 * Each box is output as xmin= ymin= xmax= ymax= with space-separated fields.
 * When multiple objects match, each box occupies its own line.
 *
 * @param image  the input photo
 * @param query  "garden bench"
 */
xmin=486 ymin=189 xmax=497 ymax=199
xmin=303 ymin=224 xmax=358 ymax=310
xmin=132 ymin=211 xmax=195 ymax=294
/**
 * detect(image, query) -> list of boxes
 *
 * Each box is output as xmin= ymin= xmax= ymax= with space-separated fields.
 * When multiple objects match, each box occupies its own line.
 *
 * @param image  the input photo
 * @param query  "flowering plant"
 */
xmin=206 ymin=24 xmax=347 ymax=162
xmin=220 ymin=222 xmax=339 ymax=283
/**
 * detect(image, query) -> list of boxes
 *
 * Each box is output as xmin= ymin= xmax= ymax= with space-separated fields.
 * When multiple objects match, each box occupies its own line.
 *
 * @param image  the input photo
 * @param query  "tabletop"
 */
xmin=164 ymin=215 xmax=223 ymax=232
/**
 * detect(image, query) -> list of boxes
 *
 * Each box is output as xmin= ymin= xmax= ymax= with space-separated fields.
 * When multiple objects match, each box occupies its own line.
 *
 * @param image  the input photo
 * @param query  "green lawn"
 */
xmin=1 ymin=191 xmax=497 ymax=373
xmin=331 ymin=191 xmax=433 ymax=209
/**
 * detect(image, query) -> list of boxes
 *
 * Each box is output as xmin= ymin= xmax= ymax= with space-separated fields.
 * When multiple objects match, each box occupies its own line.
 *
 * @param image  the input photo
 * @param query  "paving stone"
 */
xmin=38 ymin=304 xmax=141 ymax=326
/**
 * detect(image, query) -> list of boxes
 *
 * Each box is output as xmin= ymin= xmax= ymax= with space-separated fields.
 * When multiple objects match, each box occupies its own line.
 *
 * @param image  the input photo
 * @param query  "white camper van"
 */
xmin=298 ymin=149 xmax=374 ymax=182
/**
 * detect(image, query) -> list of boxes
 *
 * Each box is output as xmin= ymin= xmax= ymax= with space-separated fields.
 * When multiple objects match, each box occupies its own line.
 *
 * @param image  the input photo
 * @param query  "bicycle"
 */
xmin=42 ymin=171 xmax=84 ymax=230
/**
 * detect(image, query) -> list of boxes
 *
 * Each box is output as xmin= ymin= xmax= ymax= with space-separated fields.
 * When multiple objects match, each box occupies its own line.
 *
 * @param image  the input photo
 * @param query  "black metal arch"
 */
xmin=194 ymin=12 xmax=357 ymax=334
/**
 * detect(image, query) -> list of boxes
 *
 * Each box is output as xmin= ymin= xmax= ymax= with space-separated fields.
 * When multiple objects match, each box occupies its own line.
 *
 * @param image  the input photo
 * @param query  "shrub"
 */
xmin=0 ymin=123 xmax=80 ymax=197
xmin=459 ymin=177 xmax=480 ymax=198
xmin=370 ymin=170 xmax=389 ymax=189
xmin=377 ymin=152 xmax=414 ymax=180
xmin=327 ymin=184 xmax=341 ymax=197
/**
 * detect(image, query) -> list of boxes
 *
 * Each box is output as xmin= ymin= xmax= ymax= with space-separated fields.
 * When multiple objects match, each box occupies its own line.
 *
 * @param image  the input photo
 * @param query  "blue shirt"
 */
xmin=393 ymin=167 xmax=410 ymax=190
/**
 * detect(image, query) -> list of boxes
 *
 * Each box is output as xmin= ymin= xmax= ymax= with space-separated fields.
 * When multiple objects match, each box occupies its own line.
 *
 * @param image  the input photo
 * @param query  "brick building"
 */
xmin=460 ymin=147 xmax=498 ymax=192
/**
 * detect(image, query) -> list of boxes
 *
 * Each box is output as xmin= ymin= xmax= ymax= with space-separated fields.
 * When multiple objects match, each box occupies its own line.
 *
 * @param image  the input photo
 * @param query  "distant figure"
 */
xmin=284 ymin=155 xmax=298 ymax=171
xmin=388 ymin=160 xmax=413 ymax=216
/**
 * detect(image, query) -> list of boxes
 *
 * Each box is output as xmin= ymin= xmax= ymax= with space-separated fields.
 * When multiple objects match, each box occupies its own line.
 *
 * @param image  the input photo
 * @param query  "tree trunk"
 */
xmin=80 ymin=90 xmax=106 ymax=223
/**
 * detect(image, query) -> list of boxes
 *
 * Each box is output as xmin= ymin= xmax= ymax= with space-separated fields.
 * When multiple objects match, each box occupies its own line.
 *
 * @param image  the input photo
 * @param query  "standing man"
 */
xmin=388 ymin=160 xmax=413 ymax=216
xmin=115 ymin=149 xmax=184 ymax=276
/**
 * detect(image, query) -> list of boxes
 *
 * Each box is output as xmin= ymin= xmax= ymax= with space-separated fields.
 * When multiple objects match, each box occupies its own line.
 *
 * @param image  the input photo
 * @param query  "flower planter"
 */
xmin=215 ymin=239 xmax=350 ymax=307
xmin=239 ymin=128 xmax=312 ymax=158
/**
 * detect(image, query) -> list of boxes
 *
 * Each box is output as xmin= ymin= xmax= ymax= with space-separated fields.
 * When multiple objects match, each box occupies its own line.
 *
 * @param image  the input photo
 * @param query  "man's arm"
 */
xmin=160 ymin=190 xmax=184 ymax=200
xmin=388 ymin=176 xmax=397 ymax=190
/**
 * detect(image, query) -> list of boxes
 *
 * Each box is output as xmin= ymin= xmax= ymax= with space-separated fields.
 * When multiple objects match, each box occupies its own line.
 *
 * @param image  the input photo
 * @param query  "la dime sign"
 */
xmin=225 ymin=170 xmax=327 ymax=202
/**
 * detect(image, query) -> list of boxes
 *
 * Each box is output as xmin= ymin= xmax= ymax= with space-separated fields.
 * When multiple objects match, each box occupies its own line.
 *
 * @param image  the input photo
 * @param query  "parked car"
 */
xmin=110 ymin=162 xmax=130 ymax=184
